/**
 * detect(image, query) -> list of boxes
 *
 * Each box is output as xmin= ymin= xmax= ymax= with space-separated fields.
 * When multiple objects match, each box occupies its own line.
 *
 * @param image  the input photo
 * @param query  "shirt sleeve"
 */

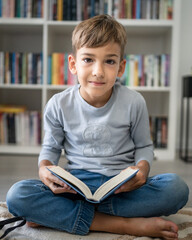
xmin=38 ymin=96 xmax=64 ymax=166
xmin=130 ymin=94 xmax=154 ymax=167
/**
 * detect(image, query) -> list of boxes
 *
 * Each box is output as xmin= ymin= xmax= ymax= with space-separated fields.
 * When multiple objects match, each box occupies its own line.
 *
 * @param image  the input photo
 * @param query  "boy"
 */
xmin=7 ymin=15 xmax=188 ymax=239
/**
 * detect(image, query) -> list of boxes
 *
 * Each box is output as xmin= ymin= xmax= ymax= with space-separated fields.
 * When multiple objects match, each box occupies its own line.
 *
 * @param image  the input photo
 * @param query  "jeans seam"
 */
xmin=110 ymin=197 xmax=116 ymax=215
xmin=71 ymin=200 xmax=83 ymax=234
xmin=71 ymin=201 xmax=95 ymax=235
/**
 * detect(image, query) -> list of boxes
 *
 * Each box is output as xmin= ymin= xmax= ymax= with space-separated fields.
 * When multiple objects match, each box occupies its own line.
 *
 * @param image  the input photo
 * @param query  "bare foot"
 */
xmin=122 ymin=217 xmax=178 ymax=240
xmin=90 ymin=212 xmax=178 ymax=240
xmin=26 ymin=221 xmax=42 ymax=228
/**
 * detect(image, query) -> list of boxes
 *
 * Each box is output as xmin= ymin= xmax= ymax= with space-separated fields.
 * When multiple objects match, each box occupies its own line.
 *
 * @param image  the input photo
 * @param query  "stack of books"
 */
xmin=121 ymin=54 xmax=170 ymax=87
xmin=0 ymin=52 xmax=43 ymax=85
xmin=48 ymin=0 xmax=173 ymax=21
xmin=49 ymin=0 xmax=108 ymax=21
xmin=0 ymin=0 xmax=44 ymax=18
xmin=112 ymin=0 xmax=173 ymax=19
xmin=48 ymin=53 xmax=76 ymax=85
xmin=0 ymin=105 xmax=41 ymax=146
xmin=149 ymin=116 xmax=168 ymax=148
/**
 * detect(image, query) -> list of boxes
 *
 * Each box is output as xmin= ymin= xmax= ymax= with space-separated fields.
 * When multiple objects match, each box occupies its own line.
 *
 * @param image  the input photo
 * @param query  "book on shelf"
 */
xmin=149 ymin=116 xmax=168 ymax=149
xmin=0 ymin=52 xmax=43 ymax=85
xmin=0 ymin=0 xmax=44 ymax=18
xmin=48 ymin=166 xmax=139 ymax=203
xmin=121 ymin=54 xmax=170 ymax=87
xmin=0 ymin=105 xmax=41 ymax=146
xmin=47 ymin=52 xmax=170 ymax=87
xmin=112 ymin=0 xmax=173 ymax=20
xmin=49 ymin=0 xmax=108 ymax=21
xmin=48 ymin=52 xmax=76 ymax=86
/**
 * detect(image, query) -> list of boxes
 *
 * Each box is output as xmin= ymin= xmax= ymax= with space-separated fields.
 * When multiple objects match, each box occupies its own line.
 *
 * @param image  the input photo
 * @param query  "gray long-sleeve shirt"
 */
xmin=38 ymin=82 xmax=154 ymax=176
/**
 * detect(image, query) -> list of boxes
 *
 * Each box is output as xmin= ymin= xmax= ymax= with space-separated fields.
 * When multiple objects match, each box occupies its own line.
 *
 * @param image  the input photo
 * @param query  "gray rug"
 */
xmin=1 ymin=202 xmax=192 ymax=240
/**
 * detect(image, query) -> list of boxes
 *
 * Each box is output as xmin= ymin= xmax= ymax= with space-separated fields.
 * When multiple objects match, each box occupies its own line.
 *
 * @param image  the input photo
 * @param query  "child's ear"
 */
xmin=117 ymin=59 xmax=126 ymax=78
xmin=68 ymin=54 xmax=77 ymax=75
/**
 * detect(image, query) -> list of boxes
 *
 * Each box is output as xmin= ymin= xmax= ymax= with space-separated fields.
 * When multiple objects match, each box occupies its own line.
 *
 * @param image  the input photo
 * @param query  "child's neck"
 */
xmin=79 ymin=87 xmax=113 ymax=108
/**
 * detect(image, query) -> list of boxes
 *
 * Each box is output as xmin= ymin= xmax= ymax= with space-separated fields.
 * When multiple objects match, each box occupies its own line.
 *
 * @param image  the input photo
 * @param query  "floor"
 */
xmin=0 ymin=155 xmax=191 ymax=207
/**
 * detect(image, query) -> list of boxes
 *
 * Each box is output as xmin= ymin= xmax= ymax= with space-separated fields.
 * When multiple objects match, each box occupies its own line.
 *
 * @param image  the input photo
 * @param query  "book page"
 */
xmin=93 ymin=168 xmax=138 ymax=202
xmin=48 ymin=166 xmax=93 ymax=199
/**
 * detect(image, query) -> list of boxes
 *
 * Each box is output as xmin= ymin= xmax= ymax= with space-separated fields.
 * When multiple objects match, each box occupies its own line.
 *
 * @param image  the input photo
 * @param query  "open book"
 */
xmin=48 ymin=166 xmax=139 ymax=203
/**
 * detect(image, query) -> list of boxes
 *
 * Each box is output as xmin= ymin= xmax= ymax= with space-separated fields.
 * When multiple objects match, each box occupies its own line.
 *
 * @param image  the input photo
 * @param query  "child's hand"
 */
xmin=114 ymin=160 xmax=150 ymax=194
xmin=39 ymin=161 xmax=77 ymax=195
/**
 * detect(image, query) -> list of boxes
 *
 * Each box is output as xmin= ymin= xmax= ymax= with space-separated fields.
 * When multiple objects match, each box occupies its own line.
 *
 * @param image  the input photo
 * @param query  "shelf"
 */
xmin=46 ymin=85 xmax=70 ymax=90
xmin=118 ymin=19 xmax=173 ymax=26
xmin=0 ymin=18 xmax=44 ymax=25
xmin=47 ymin=20 xmax=79 ymax=26
xmin=0 ymin=145 xmax=41 ymax=155
xmin=129 ymin=86 xmax=171 ymax=92
xmin=0 ymin=84 xmax=43 ymax=90
xmin=0 ymin=0 xmax=181 ymax=160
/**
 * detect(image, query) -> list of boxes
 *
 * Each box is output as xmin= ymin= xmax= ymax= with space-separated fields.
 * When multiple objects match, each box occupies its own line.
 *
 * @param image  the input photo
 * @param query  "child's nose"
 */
xmin=92 ymin=62 xmax=104 ymax=78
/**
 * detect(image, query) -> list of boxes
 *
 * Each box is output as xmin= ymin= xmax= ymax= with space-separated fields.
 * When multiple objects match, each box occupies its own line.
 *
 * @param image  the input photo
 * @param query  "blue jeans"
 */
xmin=6 ymin=170 xmax=189 ymax=235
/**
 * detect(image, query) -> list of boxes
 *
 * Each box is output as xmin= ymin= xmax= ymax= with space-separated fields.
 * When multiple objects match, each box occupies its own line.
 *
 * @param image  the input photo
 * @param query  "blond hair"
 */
xmin=72 ymin=15 xmax=127 ymax=60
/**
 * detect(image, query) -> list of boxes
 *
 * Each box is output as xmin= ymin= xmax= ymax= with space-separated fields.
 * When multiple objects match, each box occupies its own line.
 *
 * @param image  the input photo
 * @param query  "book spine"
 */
xmin=0 ymin=52 xmax=4 ymax=84
xmin=15 ymin=52 xmax=19 ymax=84
xmin=0 ymin=106 xmax=42 ymax=146
xmin=77 ymin=0 xmax=83 ymax=21
xmin=7 ymin=113 xmax=16 ymax=144
xmin=52 ymin=53 xmax=59 ymax=85
xmin=47 ymin=55 xmax=52 ymax=85
xmin=149 ymin=116 xmax=168 ymax=148
xmin=59 ymin=53 xmax=64 ymax=85
xmin=71 ymin=0 xmax=76 ymax=20
xmin=11 ymin=52 xmax=16 ymax=84
xmin=0 ymin=0 xmax=2 ymax=17
xmin=110 ymin=0 xmax=172 ymax=20
xmin=0 ymin=51 xmax=43 ymax=85
xmin=0 ymin=0 xmax=43 ymax=18
xmin=122 ymin=53 xmax=170 ymax=87
xmin=48 ymin=52 xmax=78 ymax=86
xmin=64 ymin=53 xmax=68 ymax=85
xmin=66 ymin=0 xmax=71 ymax=20
xmin=57 ymin=0 xmax=63 ymax=21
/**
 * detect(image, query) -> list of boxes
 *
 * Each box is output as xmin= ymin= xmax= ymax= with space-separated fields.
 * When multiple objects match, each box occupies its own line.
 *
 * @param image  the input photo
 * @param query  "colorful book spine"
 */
xmin=112 ymin=0 xmax=173 ymax=20
xmin=49 ymin=0 xmax=109 ymax=21
xmin=49 ymin=52 xmax=76 ymax=86
xmin=0 ymin=52 xmax=4 ymax=84
xmin=0 ymin=105 xmax=41 ymax=146
xmin=0 ymin=51 xmax=43 ymax=85
xmin=0 ymin=0 xmax=2 ymax=17
xmin=0 ymin=0 xmax=43 ymax=18
xmin=121 ymin=54 xmax=170 ymax=87
xmin=149 ymin=116 xmax=168 ymax=149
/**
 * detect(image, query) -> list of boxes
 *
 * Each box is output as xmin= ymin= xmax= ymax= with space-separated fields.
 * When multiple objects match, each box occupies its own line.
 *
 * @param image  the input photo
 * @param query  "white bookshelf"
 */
xmin=0 ymin=0 xmax=181 ymax=160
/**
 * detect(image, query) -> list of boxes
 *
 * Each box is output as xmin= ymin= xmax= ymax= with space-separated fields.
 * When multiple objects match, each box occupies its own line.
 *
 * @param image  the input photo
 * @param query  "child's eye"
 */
xmin=106 ymin=59 xmax=116 ymax=65
xmin=83 ymin=58 xmax=93 ymax=63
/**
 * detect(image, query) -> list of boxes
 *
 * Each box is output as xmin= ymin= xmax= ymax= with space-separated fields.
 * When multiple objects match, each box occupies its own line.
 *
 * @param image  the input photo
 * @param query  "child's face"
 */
xmin=69 ymin=42 xmax=126 ymax=107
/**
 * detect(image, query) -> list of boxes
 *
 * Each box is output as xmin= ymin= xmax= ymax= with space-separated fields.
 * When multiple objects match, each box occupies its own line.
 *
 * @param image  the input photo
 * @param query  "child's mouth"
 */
xmin=89 ymin=81 xmax=105 ymax=86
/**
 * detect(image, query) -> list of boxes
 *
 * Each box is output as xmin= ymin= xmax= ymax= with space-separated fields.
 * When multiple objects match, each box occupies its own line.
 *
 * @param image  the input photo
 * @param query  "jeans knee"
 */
xmin=6 ymin=180 xmax=28 ymax=216
xmin=167 ymin=173 xmax=189 ymax=208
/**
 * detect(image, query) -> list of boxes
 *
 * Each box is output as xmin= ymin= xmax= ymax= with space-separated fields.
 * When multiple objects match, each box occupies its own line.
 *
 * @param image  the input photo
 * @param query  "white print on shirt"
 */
xmin=83 ymin=124 xmax=113 ymax=157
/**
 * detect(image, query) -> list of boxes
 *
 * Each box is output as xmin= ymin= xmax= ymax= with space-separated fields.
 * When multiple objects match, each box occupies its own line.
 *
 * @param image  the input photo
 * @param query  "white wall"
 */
xmin=176 ymin=0 xmax=192 ymax=151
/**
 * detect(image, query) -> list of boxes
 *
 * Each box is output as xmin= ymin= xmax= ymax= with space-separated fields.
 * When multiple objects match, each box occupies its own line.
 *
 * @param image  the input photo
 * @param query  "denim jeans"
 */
xmin=6 ymin=170 xmax=189 ymax=235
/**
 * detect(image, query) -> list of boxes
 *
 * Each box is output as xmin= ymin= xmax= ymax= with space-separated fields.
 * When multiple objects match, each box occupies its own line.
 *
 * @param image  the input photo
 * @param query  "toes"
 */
xmin=161 ymin=230 xmax=178 ymax=239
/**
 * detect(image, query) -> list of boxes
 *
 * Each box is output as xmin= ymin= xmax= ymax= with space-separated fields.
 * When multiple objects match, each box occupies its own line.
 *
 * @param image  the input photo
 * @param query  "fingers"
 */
xmin=48 ymin=179 xmax=77 ymax=194
xmin=114 ymin=177 xmax=136 ymax=194
xmin=49 ymin=182 xmax=77 ymax=194
xmin=114 ymin=169 xmax=145 ymax=194
xmin=39 ymin=165 xmax=77 ymax=194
